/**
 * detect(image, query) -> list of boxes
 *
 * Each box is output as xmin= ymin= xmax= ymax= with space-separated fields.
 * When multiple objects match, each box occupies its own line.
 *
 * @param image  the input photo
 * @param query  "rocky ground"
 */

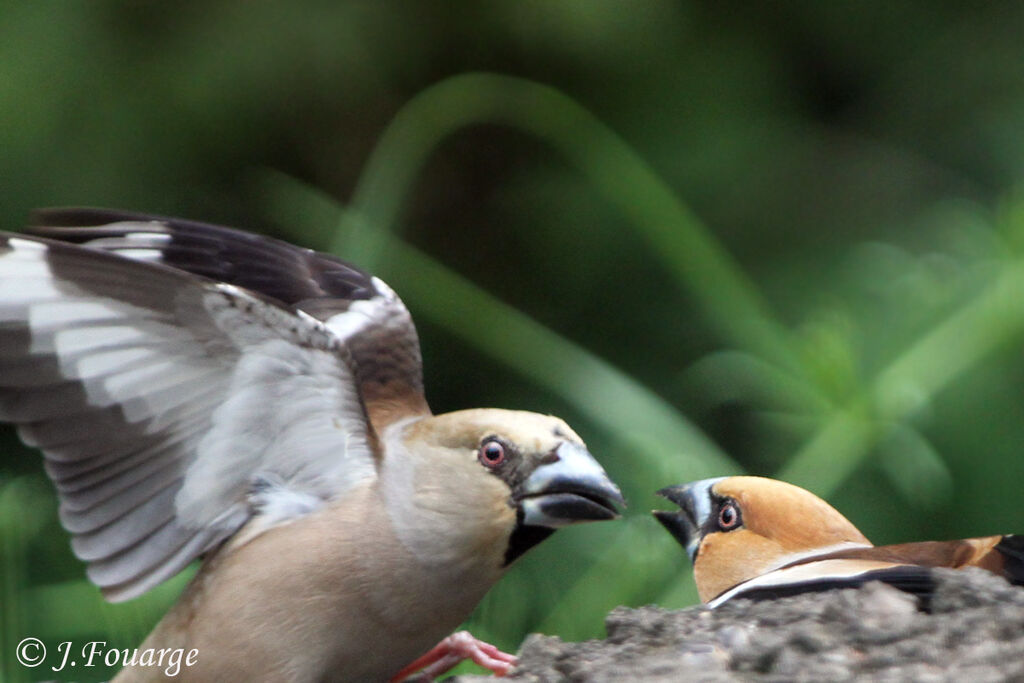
xmin=453 ymin=569 xmax=1024 ymax=682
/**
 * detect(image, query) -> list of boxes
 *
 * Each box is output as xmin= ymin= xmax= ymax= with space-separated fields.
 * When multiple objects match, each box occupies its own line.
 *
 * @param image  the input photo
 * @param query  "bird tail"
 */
xmin=996 ymin=535 xmax=1024 ymax=585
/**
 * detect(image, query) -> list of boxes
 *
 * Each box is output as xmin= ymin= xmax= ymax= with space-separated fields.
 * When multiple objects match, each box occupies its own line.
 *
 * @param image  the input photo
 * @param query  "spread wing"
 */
xmin=0 ymin=208 xmax=430 ymax=601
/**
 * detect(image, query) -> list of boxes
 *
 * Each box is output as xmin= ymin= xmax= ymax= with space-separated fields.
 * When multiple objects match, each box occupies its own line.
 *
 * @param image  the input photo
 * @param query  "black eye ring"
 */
xmin=718 ymin=502 xmax=740 ymax=530
xmin=479 ymin=439 xmax=506 ymax=468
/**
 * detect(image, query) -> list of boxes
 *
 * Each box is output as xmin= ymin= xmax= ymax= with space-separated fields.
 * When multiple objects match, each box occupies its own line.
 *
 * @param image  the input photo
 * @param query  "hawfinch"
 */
xmin=654 ymin=476 xmax=1023 ymax=609
xmin=0 ymin=208 xmax=625 ymax=681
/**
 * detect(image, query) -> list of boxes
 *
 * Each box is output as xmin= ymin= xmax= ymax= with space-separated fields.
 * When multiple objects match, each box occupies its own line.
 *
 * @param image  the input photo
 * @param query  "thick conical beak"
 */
xmin=653 ymin=480 xmax=721 ymax=563
xmin=518 ymin=442 xmax=625 ymax=528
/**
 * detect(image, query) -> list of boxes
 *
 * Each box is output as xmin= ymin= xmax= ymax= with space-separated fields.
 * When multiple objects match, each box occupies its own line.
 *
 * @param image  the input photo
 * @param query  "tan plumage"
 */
xmin=122 ymin=411 xmax=587 ymax=681
xmin=654 ymin=476 xmax=1022 ymax=608
xmin=0 ymin=210 xmax=624 ymax=681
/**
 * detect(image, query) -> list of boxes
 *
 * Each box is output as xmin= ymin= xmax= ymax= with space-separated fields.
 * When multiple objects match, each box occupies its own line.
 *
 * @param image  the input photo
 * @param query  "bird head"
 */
xmin=383 ymin=408 xmax=624 ymax=571
xmin=653 ymin=476 xmax=870 ymax=602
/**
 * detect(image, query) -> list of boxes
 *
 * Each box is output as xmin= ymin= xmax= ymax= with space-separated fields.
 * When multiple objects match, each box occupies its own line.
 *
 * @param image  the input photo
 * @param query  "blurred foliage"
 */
xmin=3 ymin=1 xmax=1024 ymax=680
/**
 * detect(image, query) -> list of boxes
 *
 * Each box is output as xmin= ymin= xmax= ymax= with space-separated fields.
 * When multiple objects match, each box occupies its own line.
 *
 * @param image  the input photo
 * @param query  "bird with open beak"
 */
xmin=654 ymin=476 xmax=1022 ymax=609
xmin=0 ymin=208 xmax=625 ymax=681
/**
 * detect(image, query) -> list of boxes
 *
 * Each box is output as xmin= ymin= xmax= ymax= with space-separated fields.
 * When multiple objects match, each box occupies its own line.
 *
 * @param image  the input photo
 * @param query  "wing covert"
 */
xmin=0 ymin=219 xmax=398 ymax=601
xmin=29 ymin=208 xmax=429 ymax=425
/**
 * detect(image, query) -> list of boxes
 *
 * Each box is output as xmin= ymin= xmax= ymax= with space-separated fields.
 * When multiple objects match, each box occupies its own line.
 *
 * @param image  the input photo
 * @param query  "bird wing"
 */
xmin=995 ymin=535 xmax=1024 ymax=585
xmin=0 ymin=209 xmax=429 ymax=601
xmin=806 ymin=535 xmax=1024 ymax=586
xmin=805 ymin=537 xmax=1001 ymax=567
xmin=710 ymin=535 xmax=1024 ymax=608
xmin=706 ymin=558 xmax=936 ymax=609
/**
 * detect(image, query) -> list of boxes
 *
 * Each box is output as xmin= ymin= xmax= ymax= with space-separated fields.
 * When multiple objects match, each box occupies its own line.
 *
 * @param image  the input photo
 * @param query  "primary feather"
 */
xmin=0 ymin=209 xmax=424 ymax=601
xmin=2 ymin=209 xmax=625 ymax=681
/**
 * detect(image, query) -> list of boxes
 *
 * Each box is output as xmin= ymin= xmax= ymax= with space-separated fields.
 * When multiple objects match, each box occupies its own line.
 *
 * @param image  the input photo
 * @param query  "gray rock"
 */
xmin=452 ymin=568 xmax=1024 ymax=682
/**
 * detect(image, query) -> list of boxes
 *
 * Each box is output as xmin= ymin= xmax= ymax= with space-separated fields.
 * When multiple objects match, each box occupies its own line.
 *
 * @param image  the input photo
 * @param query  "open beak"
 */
xmin=517 ymin=442 xmax=625 ymax=528
xmin=653 ymin=483 xmax=704 ymax=563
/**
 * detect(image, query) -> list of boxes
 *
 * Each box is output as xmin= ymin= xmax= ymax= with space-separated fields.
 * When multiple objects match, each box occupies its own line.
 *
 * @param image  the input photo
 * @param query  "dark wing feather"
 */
xmin=708 ymin=557 xmax=940 ymax=609
xmin=726 ymin=565 xmax=937 ymax=611
xmin=28 ymin=208 xmax=428 ymax=427
xmin=995 ymin=535 xmax=1024 ymax=585
xmin=719 ymin=535 xmax=1024 ymax=610
xmin=804 ymin=536 xmax=1024 ymax=586
xmin=0 ymin=223 xmax=386 ymax=601
xmin=28 ymin=208 xmax=371 ymax=303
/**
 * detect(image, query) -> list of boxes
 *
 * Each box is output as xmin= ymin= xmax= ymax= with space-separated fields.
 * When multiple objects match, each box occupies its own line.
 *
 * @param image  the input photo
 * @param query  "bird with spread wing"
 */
xmin=0 ymin=208 xmax=625 ymax=681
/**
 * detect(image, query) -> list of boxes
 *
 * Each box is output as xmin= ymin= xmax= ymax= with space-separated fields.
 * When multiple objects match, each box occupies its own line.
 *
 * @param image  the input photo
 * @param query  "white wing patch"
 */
xmin=177 ymin=336 xmax=375 ymax=530
xmin=321 ymin=276 xmax=400 ymax=340
xmin=0 ymin=235 xmax=379 ymax=600
xmin=706 ymin=558 xmax=907 ymax=609
xmin=73 ymin=225 xmax=172 ymax=262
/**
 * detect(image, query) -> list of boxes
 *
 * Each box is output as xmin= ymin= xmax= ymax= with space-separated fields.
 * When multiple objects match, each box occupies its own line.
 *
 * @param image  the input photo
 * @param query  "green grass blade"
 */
xmin=347 ymin=72 xmax=804 ymax=376
xmin=264 ymin=176 xmax=739 ymax=483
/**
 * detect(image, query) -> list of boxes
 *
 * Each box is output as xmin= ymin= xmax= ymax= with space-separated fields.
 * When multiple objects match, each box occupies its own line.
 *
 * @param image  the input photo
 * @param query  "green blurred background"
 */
xmin=3 ymin=2 xmax=1024 ymax=680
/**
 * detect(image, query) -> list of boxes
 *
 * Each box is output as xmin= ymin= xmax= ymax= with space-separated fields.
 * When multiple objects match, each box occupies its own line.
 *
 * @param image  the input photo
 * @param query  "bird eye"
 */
xmin=718 ymin=502 xmax=739 ymax=530
xmin=478 ymin=439 xmax=506 ymax=468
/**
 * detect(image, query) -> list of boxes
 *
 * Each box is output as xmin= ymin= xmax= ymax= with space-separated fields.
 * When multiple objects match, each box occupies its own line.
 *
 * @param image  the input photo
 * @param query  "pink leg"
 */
xmin=390 ymin=631 xmax=518 ymax=682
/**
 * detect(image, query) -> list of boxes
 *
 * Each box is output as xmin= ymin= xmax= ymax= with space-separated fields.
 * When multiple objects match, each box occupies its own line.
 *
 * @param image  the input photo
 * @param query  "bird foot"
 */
xmin=390 ymin=630 xmax=518 ymax=681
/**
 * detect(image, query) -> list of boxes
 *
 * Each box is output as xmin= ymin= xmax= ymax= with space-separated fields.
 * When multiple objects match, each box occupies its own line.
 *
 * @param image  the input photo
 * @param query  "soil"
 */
xmin=452 ymin=568 xmax=1024 ymax=682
